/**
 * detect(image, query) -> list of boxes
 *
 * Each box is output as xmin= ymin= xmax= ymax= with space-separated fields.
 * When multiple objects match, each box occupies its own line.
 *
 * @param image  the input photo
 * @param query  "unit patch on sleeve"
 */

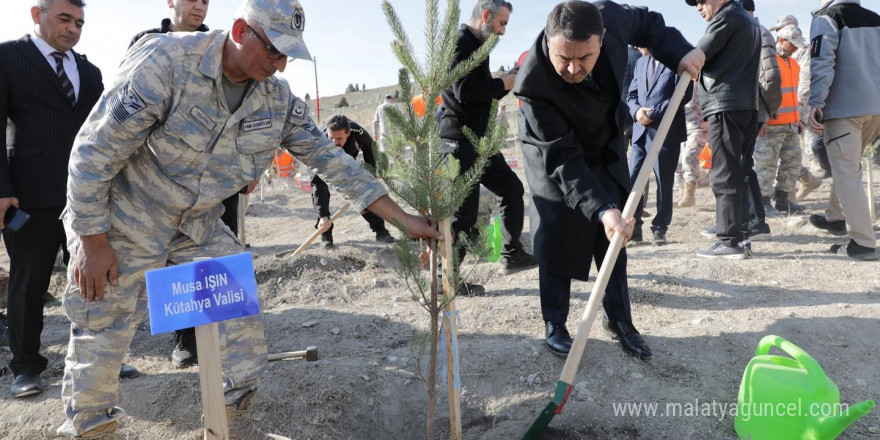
xmin=109 ymin=82 xmax=147 ymax=123
xmin=292 ymin=99 xmax=307 ymax=119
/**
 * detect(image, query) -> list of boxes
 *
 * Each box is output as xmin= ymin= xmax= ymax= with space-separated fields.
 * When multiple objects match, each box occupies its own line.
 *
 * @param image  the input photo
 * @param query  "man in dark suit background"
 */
xmin=0 ymin=0 xmax=104 ymax=397
xmin=626 ymin=47 xmax=692 ymax=245
xmin=514 ymin=0 xmax=703 ymax=360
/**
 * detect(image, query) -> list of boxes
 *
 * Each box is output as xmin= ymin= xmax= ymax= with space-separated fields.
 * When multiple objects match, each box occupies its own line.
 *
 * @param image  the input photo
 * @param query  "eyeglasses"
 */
xmin=246 ymin=24 xmax=286 ymax=61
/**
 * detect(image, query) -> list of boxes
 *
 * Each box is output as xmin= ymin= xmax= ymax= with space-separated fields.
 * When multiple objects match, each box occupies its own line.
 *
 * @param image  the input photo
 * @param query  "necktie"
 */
xmin=647 ymin=59 xmax=656 ymax=82
xmin=50 ymin=51 xmax=76 ymax=107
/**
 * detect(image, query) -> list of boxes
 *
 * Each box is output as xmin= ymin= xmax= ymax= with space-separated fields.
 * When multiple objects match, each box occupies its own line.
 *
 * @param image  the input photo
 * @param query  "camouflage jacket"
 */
xmin=65 ymin=30 xmax=387 ymax=254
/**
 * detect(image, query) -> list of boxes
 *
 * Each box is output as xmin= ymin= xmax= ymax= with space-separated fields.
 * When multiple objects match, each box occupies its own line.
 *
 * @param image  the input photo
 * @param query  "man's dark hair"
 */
xmin=326 ymin=114 xmax=351 ymax=132
xmin=37 ymin=0 xmax=86 ymax=11
xmin=545 ymin=1 xmax=603 ymax=41
xmin=471 ymin=0 xmax=513 ymax=21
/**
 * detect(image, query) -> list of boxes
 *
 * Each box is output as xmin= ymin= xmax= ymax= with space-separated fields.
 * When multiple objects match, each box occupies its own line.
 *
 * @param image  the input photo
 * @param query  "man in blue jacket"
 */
xmin=626 ymin=47 xmax=692 ymax=245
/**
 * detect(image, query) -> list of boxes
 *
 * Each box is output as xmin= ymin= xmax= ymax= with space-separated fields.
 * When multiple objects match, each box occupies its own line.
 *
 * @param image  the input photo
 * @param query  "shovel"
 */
xmin=274 ymin=202 xmax=351 ymax=258
xmin=521 ymin=71 xmax=693 ymax=439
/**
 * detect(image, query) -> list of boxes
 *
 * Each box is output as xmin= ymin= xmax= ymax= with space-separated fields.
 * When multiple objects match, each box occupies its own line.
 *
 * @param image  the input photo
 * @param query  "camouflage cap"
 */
xmin=236 ymin=0 xmax=312 ymax=61
xmin=777 ymin=24 xmax=808 ymax=49
xmin=769 ymin=14 xmax=799 ymax=32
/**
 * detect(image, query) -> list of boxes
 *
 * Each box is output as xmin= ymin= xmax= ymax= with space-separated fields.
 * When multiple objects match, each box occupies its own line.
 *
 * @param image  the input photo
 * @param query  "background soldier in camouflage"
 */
xmin=58 ymin=1 xmax=439 ymax=438
xmin=677 ymin=88 xmax=707 ymax=208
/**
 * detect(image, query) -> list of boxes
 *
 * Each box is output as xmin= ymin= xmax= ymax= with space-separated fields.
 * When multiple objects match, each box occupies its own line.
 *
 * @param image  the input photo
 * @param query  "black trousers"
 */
xmin=538 ymin=241 xmax=632 ymax=325
xmin=311 ymin=175 xmax=388 ymax=241
xmin=220 ymin=194 xmax=239 ymax=236
xmin=442 ymin=138 xmax=525 ymax=258
xmin=707 ymin=111 xmax=759 ymax=246
xmin=2 ymin=207 xmax=65 ymax=376
xmin=630 ymin=131 xmax=681 ymax=234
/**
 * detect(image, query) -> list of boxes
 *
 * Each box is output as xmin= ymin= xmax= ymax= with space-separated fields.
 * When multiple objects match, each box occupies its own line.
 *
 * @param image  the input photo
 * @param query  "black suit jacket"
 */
xmin=0 ymin=35 xmax=103 ymax=209
xmin=513 ymin=1 xmax=691 ymax=279
xmin=626 ymin=55 xmax=691 ymax=146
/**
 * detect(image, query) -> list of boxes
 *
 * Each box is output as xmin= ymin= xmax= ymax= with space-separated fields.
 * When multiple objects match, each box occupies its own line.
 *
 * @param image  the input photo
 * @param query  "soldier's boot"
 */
xmin=74 ymin=421 xmax=117 ymax=440
xmin=796 ymin=172 xmax=823 ymax=201
xmin=677 ymin=182 xmax=696 ymax=208
xmin=762 ymin=197 xmax=780 ymax=217
xmin=171 ymin=328 xmax=198 ymax=368
xmin=773 ymin=189 xmax=805 ymax=215
xmin=227 ymin=390 xmax=291 ymax=440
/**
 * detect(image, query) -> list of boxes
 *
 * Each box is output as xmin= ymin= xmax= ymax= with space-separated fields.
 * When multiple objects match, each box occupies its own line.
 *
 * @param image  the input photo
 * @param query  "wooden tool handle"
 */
xmin=275 ymin=202 xmax=351 ymax=258
xmin=559 ymin=72 xmax=693 ymax=384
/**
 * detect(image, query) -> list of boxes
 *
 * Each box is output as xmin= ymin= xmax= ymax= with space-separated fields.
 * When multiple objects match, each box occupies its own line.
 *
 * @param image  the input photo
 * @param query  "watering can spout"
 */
xmin=813 ymin=399 xmax=874 ymax=439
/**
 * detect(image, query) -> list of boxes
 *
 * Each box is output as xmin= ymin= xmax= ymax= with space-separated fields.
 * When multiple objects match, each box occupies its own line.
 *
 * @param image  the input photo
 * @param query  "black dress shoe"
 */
xmin=11 ymin=374 xmax=42 ymax=398
xmin=603 ymin=320 xmax=652 ymax=361
xmin=545 ymin=322 xmax=572 ymax=357
xmin=119 ymin=363 xmax=140 ymax=379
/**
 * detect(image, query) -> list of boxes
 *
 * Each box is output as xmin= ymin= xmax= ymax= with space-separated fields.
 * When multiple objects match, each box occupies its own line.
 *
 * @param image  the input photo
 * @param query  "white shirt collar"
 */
xmin=31 ymin=33 xmax=72 ymax=61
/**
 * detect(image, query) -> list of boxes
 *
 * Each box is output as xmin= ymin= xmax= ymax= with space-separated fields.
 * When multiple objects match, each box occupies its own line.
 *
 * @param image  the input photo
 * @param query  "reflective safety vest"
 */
xmin=273 ymin=148 xmax=295 ymax=177
xmin=769 ymin=55 xmax=800 ymax=125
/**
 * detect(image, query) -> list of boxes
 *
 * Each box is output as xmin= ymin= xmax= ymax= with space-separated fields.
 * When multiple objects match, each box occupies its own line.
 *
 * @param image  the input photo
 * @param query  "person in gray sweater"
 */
xmin=807 ymin=0 xmax=880 ymax=260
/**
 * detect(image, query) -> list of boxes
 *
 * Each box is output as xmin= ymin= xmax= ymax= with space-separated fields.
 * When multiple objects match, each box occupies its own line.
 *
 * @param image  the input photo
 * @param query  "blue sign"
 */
xmin=145 ymin=253 xmax=261 ymax=335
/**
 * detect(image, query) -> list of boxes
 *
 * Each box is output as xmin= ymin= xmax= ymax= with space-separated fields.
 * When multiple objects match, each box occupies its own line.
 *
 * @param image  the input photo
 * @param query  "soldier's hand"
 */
xmin=75 ymin=233 xmax=119 ymax=302
xmin=677 ymin=48 xmax=705 ymax=79
xmin=244 ymin=178 xmax=260 ymax=195
xmin=402 ymin=214 xmax=443 ymax=242
xmin=0 ymin=197 xmax=20 ymax=229
xmin=599 ymin=209 xmax=635 ymax=244
xmin=317 ymin=216 xmax=332 ymax=232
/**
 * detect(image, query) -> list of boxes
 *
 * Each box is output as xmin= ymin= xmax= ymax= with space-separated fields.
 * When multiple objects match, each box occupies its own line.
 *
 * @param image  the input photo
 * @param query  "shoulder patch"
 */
xmin=810 ymin=36 xmax=822 ymax=58
xmin=292 ymin=99 xmax=307 ymax=120
xmin=109 ymin=82 xmax=147 ymax=124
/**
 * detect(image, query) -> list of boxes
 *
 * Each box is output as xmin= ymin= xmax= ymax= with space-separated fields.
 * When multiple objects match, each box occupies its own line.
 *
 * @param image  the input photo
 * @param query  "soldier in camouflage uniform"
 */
xmin=58 ymin=1 xmax=438 ymax=439
xmin=754 ymin=24 xmax=811 ymax=215
xmin=677 ymin=87 xmax=707 ymax=208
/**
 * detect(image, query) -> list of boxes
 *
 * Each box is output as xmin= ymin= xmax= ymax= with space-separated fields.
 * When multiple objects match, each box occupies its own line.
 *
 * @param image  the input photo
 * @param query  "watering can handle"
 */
xmin=755 ymin=335 xmax=827 ymax=384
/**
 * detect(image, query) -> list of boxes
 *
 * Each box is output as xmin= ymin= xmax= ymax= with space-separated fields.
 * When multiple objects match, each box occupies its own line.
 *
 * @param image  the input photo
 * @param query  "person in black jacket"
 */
xmin=439 ymin=0 xmax=537 ymax=284
xmin=686 ymin=0 xmax=761 ymax=259
xmin=128 ymin=0 xmax=209 ymax=47
xmin=128 ymin=0 xmax=212 ymax=370
xmin=514 ymin=1 xmax=703 ymax=359
xmin=1 ymin=0 xmax=107 ymax=397
xmin=314 ymin=115 xmax=393 ymax=247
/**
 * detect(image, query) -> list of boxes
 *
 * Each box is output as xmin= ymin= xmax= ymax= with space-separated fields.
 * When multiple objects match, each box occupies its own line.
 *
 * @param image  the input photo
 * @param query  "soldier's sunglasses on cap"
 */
xmin=246 ymin=24 xmax=286 ymax=61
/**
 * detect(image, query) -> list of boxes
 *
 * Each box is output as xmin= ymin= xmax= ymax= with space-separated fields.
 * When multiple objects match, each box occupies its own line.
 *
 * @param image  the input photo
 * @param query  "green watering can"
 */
xmin=736 ymin=335 xmax=875 ymax=440
xmin=485 ymin=214 xmax=502 ymax=262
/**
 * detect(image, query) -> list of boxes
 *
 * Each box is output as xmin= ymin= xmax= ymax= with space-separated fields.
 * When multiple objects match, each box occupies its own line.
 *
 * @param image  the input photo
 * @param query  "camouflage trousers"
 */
xmin=679 ymin=123 xmax=707 ymax=184
xmin=754 ymin=123 xmax=802 ymax=197
xmin=801 ymin=125 xmax=816 ymax=164
xmin=57 ymin=224 xmax=268 ymax=436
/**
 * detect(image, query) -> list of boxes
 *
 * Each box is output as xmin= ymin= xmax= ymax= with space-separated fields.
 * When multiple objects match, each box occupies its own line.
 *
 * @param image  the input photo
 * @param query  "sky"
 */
xmin=3 ymin=0 xmax=880 ymax=100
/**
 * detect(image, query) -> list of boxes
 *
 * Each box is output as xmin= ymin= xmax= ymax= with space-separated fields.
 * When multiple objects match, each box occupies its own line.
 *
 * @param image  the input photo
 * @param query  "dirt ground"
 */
xmin=1 ymin=97 xmax=879 ymax=439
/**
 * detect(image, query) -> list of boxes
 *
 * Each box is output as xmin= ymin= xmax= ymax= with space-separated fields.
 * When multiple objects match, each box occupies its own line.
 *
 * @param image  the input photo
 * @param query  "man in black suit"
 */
xmin=0 ymin=0 xmax=104 ymax=397
xmin=626 ymin=47 xmax=693 ymax=245
xmin=439 ymin=0 xmax=537 ymax=284
xmin=514 ymin=1 xmax=703 ymax=360
xmin=314 ymin=114 xmax=394 ymax=248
